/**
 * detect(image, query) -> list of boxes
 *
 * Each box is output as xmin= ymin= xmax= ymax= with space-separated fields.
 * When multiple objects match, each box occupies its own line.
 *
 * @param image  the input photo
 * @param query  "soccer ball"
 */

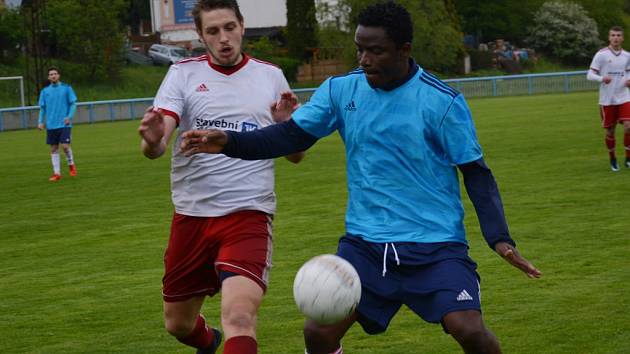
xmin=293 ymin=254 xmax=362 ymax=325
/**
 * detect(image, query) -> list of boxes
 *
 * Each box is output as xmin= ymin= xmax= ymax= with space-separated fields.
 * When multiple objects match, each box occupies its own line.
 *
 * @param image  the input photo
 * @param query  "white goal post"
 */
xmin=0 ymin=76 xmax=25 ymax=107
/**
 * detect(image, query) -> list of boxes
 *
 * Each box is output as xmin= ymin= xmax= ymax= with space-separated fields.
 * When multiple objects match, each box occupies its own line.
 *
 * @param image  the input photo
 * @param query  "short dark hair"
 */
xmin=357 ymin=1 xmax=413 ymax=48
xmin=610 ymin=26 xmax=624 ymax=33
xmin=47 ymin=66 xmax=60 ymax=75
xmin=192 ymin=0 xmax=244 ymax=32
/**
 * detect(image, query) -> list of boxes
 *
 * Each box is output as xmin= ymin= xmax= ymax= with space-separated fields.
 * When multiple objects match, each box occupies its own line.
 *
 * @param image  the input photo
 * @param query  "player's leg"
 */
xmin=623 ymin=120 xmax=630 ymax=167
xmin=601 ymin=105 xmax=619 ymax=171
xmin=47 ymin=128 xmax=61 ymax=180
xmin=303 ymin=312 xmax=357 ymax=354
xmin=60 ymin=127 xmax=76 ymax=176
xmin=164 ymin=296 xmax=221 ymax=353
xmin=305 ymin=235 xmax=403 ymax=354
xmin=618 ymin=102 xmax=630 ymax=168
xmin=214 ymin=210 xmax=274 ymax=354
xmin=162 ymin=213 xmax=222 ymax=352
xmin=442 ymin=310 xmax=501 ymax=354
xmin=220 ymin=275 xmax=263 ymax=354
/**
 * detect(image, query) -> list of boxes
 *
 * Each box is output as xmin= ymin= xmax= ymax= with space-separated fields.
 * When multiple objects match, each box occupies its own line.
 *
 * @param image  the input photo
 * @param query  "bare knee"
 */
xmin=443 ymin=310 xmax=501 ymax=354
xmin=164 ymin=315 xmax=196 ymax=338
xmin=221 ymin=304 xmax=257 ymax=334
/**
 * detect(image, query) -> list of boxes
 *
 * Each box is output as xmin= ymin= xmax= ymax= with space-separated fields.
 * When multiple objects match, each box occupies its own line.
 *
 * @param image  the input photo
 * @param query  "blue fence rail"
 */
xmin=0 ymin=71 xmax=595 ymax=132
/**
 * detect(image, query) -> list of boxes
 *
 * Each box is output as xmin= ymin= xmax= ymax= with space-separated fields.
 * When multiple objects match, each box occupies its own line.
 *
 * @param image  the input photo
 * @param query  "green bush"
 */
xmin=468 ymin=49 xmax=495 ymax=70
xmin=267 ymin=56 xmax=302 ymax=83
xmin=526 ymin=1 xmax=601 ymax=65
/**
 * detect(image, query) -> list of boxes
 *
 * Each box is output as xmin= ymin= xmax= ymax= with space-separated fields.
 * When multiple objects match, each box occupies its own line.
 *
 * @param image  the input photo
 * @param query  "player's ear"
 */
xmin=399 ymin=42 xmax=411 ymax=57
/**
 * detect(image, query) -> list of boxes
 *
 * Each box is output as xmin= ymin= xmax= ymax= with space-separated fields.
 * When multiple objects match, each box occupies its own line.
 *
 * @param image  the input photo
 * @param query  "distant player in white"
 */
xmin=587 ymin=26 xmax=630 ymax=171
xmin=137 ymin=1 xmax=303 ymax=353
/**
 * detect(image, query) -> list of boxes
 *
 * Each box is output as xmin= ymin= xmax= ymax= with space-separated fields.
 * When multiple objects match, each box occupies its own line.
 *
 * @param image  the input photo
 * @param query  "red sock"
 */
xmin=177 ymin=315 xmax=214 ymax=349
xmin=224 ymin=335 xmax=257 ymax=354
xmin=624 ymin=133 xmax=630 ymax=158
xmin=606 ymin=135 xmax=616 ymax=159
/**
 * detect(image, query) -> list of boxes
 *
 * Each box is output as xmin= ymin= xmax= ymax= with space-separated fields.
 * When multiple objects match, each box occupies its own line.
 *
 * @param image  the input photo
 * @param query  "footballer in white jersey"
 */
xmin=137 ymin=2 xmax=304 ymax=353
xmin=154 ymin=53 xmax=290 ymax=217
xmin=586 ymin=26 xmax=630 ymax=171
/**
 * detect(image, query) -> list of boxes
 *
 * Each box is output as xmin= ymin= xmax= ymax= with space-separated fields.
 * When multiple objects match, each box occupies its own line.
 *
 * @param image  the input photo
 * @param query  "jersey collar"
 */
xmin=370 ymin=58 xmax=419 ymax=91
xmin=207 ymin=53 xmax=250 ymax=75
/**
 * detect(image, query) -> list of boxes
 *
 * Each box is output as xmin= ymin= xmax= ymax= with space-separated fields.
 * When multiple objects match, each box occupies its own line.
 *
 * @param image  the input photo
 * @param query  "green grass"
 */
xmin=1 ymin=91 xmax=629 ymax=353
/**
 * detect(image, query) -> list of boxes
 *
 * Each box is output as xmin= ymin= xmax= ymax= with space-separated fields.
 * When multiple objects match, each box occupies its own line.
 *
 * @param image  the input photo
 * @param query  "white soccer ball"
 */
xmin=293 ymin=254 xmax=362 ymax=325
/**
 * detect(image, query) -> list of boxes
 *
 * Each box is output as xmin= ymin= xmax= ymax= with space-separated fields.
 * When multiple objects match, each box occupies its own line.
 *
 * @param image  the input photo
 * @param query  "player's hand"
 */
xmin=603 ymin=76 xmax=612 ymax=84
xmin=625 ymin=80 xmax=630 ymax=88
xmin=64 ymin=118 xmax=70 ymax=126
xmin=495 ymin=242 xmax=541 ymax=279
xmin=180 ymin=129 xmax=228 ymax=156
xmin=37 ymin=123 xmax=44 ymax=130
xmin=271 ymin=91 xmax=300 ymax=122
xmin=138 ymin=106 xmax=165 ymax=146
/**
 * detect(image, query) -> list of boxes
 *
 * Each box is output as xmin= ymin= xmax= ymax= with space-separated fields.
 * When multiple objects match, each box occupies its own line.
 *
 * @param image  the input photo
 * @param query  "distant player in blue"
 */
xmin=38 ymin=66 xmax=78 ymax=181
xmin=180 ymin=2 xmax=541 ymax=353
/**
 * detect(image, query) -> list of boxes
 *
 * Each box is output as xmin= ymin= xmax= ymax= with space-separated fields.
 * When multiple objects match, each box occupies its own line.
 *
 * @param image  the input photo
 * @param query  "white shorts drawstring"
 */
xmin=382 ymin=243 xmax=400 ymax=277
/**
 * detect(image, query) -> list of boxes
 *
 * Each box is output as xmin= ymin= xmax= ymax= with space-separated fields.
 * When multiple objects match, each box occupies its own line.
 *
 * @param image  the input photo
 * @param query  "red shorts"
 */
xmin=162 ymin=210 xmax=273 ymax=302
xmin=600 ymin=102 xmax=630 ymax=128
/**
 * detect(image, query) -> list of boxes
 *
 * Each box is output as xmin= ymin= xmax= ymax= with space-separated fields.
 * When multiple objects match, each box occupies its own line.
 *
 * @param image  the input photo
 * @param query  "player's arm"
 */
xmin=587 ymin=53 xmax=610 ymax=83
xmin=272 ymin=91 xmax=306 ymax=164
xmin=458 ymin=158 xmax=541 ymax=278
xmin=180 ymin=119 xmax=318 ymax=159
xmin=38 ymin=106 xmax=46 ymax=130
xmin=64 ymin=85 xmax=78 ymax=126
xmin=139 ymin=107 xmax=178 ymax=159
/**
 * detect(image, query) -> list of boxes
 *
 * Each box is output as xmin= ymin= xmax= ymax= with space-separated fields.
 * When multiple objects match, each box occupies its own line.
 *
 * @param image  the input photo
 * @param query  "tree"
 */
xmin=0 ymin=7 xmax=24 ymax=61
xmin=286 ymin=0 xmax=318 ymax=60
xmin=526 ymin=1 xmax=601 ymax=65
xmin=46 ymin=0 xmax=128 ymax=81
xmin=455 ymin=0 xmax=544 ymax=45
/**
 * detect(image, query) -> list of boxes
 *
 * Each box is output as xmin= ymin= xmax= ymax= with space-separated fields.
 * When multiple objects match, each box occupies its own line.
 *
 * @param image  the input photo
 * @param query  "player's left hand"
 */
xmin=271 ymin=91 xmax=299 ymax=122
xmin=625 ymin=80 xmax=630 ymax=88
xmin=64 ymin=118 xmax=70 ymax=126
xmin=180 ymin=129 xmax=228 ymax=156
xmin=495 ymin=242 xmax=542 ymax=279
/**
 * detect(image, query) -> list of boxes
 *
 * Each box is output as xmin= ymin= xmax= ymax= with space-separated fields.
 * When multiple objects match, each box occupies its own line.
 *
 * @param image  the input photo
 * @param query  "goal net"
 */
xmin=0 ymin=76 xmax=26 ymax=108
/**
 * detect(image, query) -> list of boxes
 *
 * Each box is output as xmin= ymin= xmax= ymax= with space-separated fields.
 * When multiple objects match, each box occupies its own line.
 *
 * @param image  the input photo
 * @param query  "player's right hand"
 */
xmin=180 ymin=129 xmax=227 ymax=156
xmin=37 ymin=123 xmax=44 ymax=130
xmin=603 ymin=76 xmax=612 ymax=84
xmin=138 ymin=106 xmax=164 ymax=146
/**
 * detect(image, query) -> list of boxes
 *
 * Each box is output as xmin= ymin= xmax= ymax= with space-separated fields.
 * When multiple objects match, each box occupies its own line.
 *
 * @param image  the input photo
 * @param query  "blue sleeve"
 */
xmin=67 ymin=86 xmax=77 ymax=119
xmin=439 ymin=94 xmax=483 ymax=164
xmin=222 ymin=119 xmax=318 ymax=159
xmin=38 ymin=90 xmax=46 ymax=124
xmin=458 ymin=158 xmax=515 ymax=250
xmin=291 ymin=78 xmax=339 ymax=138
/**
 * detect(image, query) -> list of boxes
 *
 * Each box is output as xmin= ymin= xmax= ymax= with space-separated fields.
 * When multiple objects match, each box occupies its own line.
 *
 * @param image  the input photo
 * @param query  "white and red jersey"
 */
xmin=154 ymin=54 xmax=290 ymax=217
xmin=588 ymin=47 xmax=630 ymax=105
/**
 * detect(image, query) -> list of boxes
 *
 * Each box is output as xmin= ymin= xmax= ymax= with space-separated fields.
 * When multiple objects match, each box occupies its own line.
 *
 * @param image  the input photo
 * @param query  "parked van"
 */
xmin=148 ymin=44 xmax=188 ymax=65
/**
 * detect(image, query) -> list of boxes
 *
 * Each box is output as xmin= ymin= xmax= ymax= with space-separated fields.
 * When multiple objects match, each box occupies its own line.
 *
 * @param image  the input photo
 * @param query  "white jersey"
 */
xmin=154 ymin=54 xmax=290 ymax=217
xmin=588 ymin=47 xmax=630 ymax=105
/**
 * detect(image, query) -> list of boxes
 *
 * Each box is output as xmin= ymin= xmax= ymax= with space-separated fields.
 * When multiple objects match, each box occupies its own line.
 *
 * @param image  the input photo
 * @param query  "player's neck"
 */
xmin=609 ymin=45 xmax=622 ymax=52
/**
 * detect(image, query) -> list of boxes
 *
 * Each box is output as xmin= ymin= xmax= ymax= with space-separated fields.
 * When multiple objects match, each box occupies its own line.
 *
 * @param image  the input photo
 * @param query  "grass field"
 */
xmin=1 ymin=91 xmax=629 ymax=353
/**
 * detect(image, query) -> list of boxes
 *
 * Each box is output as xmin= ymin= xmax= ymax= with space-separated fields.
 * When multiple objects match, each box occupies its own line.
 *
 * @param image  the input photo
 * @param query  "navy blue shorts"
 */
xmin=336 ymin=234 xmax=481 ymax=334
xmin=47 ymin=127 xmax=72 ymax=145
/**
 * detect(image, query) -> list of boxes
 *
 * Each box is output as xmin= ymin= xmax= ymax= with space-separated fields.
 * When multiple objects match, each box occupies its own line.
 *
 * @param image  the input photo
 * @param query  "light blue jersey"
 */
xmin=38 ymin=82 xmax=77 ymax=130
xmin=292 ymin=64 xmax=482 ymax=244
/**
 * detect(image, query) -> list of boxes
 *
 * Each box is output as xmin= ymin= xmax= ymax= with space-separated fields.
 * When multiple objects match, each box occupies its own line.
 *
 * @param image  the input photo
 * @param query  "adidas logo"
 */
xmin=456 ymin=289 xmax=473 ymax=301
xmin=344 ymin=100 xmax=357 ymax=111
xmin=196 ymin=83 xmax=209 ymax=92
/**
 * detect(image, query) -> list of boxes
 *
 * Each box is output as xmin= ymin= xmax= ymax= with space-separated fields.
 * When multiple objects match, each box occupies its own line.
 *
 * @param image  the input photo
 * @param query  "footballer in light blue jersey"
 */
xmin=180 ymin=2 xmax=541 ymax=353
xmin=38 ymin=79 xmax=77 ymax=130
xmin=38 ymin=66 xmax=78 ymax=181
xmin=292 ymin=63 xmax=481 ymax=245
